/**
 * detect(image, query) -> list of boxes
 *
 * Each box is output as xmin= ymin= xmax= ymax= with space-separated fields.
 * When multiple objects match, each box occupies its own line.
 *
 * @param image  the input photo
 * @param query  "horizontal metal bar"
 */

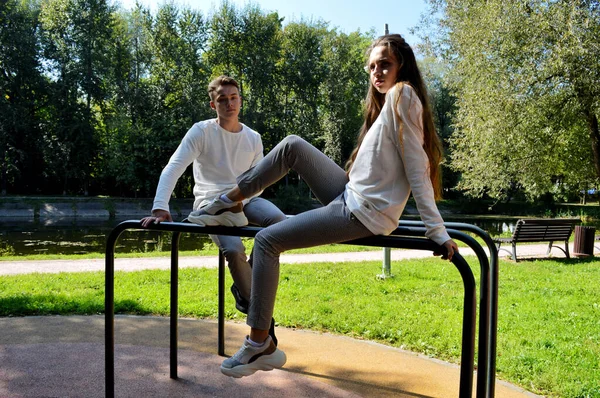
xmin=106 ymin=219 xmax=490 ymax=398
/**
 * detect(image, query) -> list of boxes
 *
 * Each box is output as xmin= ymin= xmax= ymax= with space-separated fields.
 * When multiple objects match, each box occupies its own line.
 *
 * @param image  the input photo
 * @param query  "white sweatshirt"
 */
xmin=345 ymin=84 xmax=451 ymax=246
xmin=152 ymin=119 xmax=263 ymax=212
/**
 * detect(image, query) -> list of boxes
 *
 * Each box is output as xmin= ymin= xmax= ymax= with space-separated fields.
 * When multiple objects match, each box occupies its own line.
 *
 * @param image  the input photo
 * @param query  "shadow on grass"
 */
xmin=508 ymin=256 xmax=598 ymax=264
xmin=0 ymin=294 xmax=148 ymax=317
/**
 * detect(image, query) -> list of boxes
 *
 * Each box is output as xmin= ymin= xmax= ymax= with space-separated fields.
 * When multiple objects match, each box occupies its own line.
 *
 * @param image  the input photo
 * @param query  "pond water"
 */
xmin=0 ymin=217 xmax=214 ymax=256
xmin=0 ymin=216 xmax=527 ymax=257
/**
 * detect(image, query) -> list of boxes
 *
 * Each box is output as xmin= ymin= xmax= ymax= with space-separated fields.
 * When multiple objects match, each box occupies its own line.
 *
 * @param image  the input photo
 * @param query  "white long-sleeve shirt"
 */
xmin=152 ymin=119 xmax=263 ymax=212
xmin=345 ymin=84 xmax=451 ymax=246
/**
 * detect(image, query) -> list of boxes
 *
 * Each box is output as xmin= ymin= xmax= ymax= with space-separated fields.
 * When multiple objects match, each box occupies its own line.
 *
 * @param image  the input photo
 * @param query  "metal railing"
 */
xmin=399 ymin=220 xmax=498 ymax=398
xmin=105 ymin=220 xmax=496 ymax=398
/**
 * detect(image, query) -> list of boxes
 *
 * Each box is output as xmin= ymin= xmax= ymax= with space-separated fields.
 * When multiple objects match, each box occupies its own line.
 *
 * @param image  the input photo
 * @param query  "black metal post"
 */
xmin=218 ymin=250 xmax=225 ymax=356
xmin=349 ymin=233 xmax=476 ymax=397
xmin=450 ymin=252 xmax=477 ymax=397
xmin=105 ymin=222 xmax=134 ymax=398
xmin=105 ymin=238 xmax=115 ymax=398
xmin=170 ymin=231 xmax=181 ymax=379
xmin=445 ymin=228 xmax=490 ymax=397
xmin=400 ymin=220 xmax=498 ymax=398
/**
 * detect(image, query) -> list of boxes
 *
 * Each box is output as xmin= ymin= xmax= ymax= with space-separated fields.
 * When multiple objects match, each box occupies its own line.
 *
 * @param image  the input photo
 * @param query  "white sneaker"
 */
xmin=188 ymin=198 xmax=248 ymax=227
xmin=220 ymin=336 xmax=286 ymax=378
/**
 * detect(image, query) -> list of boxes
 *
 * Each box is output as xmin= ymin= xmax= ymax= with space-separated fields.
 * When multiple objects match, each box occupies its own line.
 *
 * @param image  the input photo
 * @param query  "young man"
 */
xmin=141 ymin=76 xmax=285 ymax=343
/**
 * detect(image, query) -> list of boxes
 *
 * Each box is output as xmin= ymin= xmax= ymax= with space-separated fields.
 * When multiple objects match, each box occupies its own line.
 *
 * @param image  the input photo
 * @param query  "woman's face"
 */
xmin=368 ymin=45 xmax=400 ymax=94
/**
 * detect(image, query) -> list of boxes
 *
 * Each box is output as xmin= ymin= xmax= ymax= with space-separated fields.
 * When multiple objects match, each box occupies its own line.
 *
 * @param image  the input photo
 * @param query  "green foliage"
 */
xmin=420 ymin=0 xmax=600 ymax=202
xmin=418 ymin=55 xmax=460 ymax=193
xmin=38 ymin=0 xmax=117 ymax=195
xmin=2 ymin=0 xmax=373 ymax=196
xmin=320 ymin=30 xmax=371 ymax=164
xmin=268 ymin=183 xmax=317 ymax=215
xmin=279 ymin=21 xmax=327 ymax=145
xmin=0 ymin=0 xmax=48 ymax=194
xmin=207 ymin=1 xmax=284 ymax=151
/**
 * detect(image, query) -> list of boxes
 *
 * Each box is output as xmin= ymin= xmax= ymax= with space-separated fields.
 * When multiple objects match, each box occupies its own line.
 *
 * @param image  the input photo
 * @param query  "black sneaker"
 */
xmin=269 ymin=317 xmax=278 ymax=347
xmin=230 ymin=284 xmax=249 ymax=314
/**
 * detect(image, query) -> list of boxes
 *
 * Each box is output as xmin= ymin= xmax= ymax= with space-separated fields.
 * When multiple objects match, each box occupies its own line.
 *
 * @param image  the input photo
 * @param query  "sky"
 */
xmin=118 ymin=0 xmax=429 ymax=45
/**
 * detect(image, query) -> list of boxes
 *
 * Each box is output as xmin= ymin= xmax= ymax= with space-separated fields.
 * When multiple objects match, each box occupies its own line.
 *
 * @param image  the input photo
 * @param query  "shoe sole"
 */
xmin=188 ymin=212 xmax=248 ymax=227
xmin=220 ymin=349 xmax=287 ymax=378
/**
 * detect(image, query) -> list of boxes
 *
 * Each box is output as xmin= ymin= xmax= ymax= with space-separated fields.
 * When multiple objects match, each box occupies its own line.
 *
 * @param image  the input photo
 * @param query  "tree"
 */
xmin=2 ymin=0 xmax=377 ymax=197
xmin=0 ymin=0 xmax=49 ymax=195
xmin=134 ymin=2 xmax=210 ymax=197
xmin=418 ymin=55 xmax=459 ymax=194
xmin=279 ymin=21 xmax=327 ymax=145
xmin=320 ymin=30 xmax=371 ymax=165
xmin=421 ymin=0 xmax=600 ymax=202
xmin=95 ymin=3 xmax=153 ymax=196
xmin=234 ymin=4 xmax=283 ymax=150
xmin=206 ymin=2 xmax=283 ymax=150
xmin=39 ymin=0 xmax=116 ymax=194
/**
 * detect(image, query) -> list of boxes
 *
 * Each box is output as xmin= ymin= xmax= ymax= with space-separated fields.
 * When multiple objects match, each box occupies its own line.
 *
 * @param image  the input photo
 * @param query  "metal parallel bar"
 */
xmin=399 ymin=220 xmax=498 ymax=398
xmin=105 ymin=221 xmax=136 ymax=398
xmin=348 ymin=231 xmax=478 ymax=396
xmin=106 ymin=220 xmax=489 ymax=398
xmin=437 ymin=223 xmax=498 ymax=398
xmin=170 ymin=231 xmax=181 ymax=379
xmin=105 ymin=235 xmax=116 ymax=398
xmin=218 ymin=250 xmax=226 ymax=356
xmin=211 ymin=233 xmax=478 ymax=395
xmin=393 ymin=224 xmax=490 ymax=396
xmin=449 ymin=230 xmax=489 ymax=397
xmin=139 ymin=221 xmax=263 ymax=237
xmin=451 ymin=252 xmax=477 ymax=398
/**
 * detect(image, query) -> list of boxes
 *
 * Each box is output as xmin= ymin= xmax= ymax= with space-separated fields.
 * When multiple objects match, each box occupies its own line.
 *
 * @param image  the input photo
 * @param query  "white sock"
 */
xmin=220 ymin=193 xmax=234 ymax=204
xmin=246 ymin=336 xmax=266 ymax=347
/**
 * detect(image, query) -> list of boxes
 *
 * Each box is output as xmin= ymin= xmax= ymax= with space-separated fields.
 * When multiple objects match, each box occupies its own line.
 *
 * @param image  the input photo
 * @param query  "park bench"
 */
xmin=105 ymin=220 xmax=498 ymax=398
xmin=494 ymin=218 xmax=580 ymax=261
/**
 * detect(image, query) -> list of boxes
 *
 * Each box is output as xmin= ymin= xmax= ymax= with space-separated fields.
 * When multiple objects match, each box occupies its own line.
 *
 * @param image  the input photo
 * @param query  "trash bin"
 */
xmin=573 ymin=226 xmax=596 ymax=257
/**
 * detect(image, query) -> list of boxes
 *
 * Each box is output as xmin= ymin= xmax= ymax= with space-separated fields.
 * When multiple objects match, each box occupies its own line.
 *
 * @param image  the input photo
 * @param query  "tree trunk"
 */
xmin=585 ymin=111 xmax=600 ymax=206
xmin=587 ymin=111 xmax=600 ymax=182
xmin=1 ymin=148 xmax=6 ymax=195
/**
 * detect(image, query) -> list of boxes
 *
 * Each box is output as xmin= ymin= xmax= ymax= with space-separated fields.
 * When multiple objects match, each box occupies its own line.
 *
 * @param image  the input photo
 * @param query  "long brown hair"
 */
xmin=345 ymin=34 xmax=443 ymax=200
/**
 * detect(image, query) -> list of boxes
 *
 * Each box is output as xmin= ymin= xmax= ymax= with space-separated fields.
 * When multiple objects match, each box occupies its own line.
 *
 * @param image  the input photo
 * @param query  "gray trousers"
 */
xmin=237 ymin=135 xmax=373 ymax=330
xmin=210 ymin=197 xmax=286 ymax=301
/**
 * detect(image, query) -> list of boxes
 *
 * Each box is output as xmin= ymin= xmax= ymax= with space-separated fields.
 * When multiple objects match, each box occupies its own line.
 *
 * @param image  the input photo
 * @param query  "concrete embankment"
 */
xmin=0 ymin=196 xmax=193 ymax=219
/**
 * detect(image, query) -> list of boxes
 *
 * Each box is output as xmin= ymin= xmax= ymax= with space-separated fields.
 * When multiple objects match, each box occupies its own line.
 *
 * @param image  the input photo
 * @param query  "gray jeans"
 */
xmin=237 ymin=135 xmax=373 ymax=330
xmin=210 ymin=197 xmax=286 ymax=301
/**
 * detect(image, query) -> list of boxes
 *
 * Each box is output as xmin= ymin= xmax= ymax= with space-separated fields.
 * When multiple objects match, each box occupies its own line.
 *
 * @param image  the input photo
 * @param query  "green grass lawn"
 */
xmin=1 ymin=256 xmax=599 ymax=397
xmin=0 ymin=241 xmax=380 ymax=261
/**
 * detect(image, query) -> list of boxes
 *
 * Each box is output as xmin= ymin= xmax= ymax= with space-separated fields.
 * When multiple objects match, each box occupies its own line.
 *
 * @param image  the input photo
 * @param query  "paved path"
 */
xmin=0 ymin=315 xmax=540 ymax=398
xmin=2 ymin=242 xmax=592 ymax=275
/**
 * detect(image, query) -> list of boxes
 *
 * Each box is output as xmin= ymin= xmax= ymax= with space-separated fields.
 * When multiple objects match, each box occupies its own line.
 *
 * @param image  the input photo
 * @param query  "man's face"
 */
xmin=210 ymin=84 xmax=241 ymax=120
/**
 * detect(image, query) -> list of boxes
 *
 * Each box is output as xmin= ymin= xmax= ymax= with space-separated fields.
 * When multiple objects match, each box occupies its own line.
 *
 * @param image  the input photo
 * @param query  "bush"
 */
xmin=268 ymin=184 xmax=319 ymax=215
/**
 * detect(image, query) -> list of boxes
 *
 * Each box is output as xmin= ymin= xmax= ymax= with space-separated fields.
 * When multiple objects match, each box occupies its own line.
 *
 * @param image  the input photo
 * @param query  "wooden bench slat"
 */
xmin=493 ymin=218 xmax=580 ymax=261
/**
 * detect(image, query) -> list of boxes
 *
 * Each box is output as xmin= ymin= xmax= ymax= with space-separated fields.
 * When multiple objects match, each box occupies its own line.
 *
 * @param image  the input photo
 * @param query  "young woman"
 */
xmin=192 ymin=34 xmax=459 ymax=378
